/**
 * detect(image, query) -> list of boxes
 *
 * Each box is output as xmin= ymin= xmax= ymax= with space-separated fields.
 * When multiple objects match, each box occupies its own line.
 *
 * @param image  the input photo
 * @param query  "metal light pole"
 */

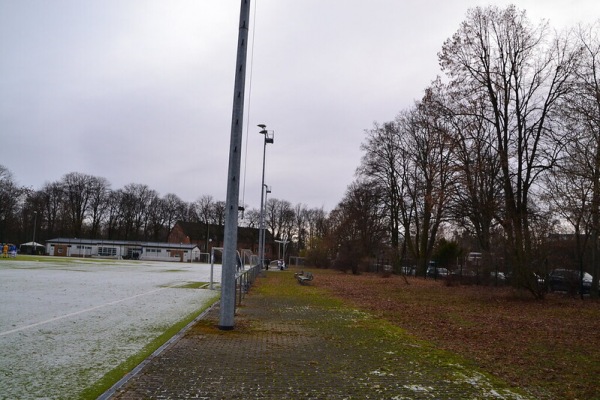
xmin=257 ymin=124 xmax=274 ymax=270
xmin=32 ymin=211 xmax=38 ymax=255
xmin=219 ymin=0 xmax=252 ymax=331
xmin=260 ymin=184 xmax=271 ymax=268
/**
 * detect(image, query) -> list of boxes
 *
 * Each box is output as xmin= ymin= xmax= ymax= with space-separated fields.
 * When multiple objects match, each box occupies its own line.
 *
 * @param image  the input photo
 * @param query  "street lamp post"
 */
xmin=257 ymin=124 xmax=274 ymax=270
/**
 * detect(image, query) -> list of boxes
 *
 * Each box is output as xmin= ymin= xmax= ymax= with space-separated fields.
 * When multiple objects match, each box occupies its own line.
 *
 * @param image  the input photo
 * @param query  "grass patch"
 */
xmin=80 ymin=295 xmax=219 ymax=399
xmin=159 ymin=281 xmax=212 ymax=289
xmin=175 ymin=281 xmax=211 ymax=289
xmin=258 ymin=270 xmax=345 ymax=309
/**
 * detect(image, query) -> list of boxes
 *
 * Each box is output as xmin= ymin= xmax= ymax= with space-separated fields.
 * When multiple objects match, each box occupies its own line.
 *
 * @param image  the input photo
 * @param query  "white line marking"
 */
xmin=0 ymin=287 xmax=167 ymax=337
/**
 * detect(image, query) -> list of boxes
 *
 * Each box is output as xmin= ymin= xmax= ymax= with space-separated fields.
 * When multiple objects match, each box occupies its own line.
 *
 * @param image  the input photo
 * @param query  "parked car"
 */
xmin=490 ymin=271 xmax=506 ymax=282
xmin=504 ymin=271 xmax=544 ymax=286
xmin=452 ymin=268 xmax=477 ymax=277
xmin=426 ymin=267 xmax=449 ymax=278
xmin=548 ymin=269 xmax=592 ymax=294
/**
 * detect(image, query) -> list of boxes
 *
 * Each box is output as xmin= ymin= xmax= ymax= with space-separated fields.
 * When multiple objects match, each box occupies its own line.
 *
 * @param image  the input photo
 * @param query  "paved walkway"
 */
xmin=108 ymin=270 xmax=532 ymax=399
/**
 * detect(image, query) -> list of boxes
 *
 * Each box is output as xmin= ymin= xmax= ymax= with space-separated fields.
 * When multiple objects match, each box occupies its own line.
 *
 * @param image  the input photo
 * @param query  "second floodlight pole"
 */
xmin=219 ymin=0 xmax=252 ymax=330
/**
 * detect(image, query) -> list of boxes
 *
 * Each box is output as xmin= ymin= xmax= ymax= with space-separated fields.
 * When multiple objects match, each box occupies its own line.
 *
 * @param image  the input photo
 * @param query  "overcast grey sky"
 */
xmin=1 ymin=1 xmax=598 ymax=212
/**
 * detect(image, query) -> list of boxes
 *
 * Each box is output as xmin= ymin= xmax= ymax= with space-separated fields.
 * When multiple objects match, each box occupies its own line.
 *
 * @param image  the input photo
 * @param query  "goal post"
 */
xmin=210 ymin=247 xmax=224 ymax=290
xmin=210 ymin=248 xmax=253 ymax=289
xmin=240 ymin=248 xmax=258 ymax=267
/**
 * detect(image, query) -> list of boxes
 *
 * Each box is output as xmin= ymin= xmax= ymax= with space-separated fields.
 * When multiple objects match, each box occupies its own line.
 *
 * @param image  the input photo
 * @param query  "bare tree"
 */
xmin=87 ymin=176 xmax=110 ymax=238
xmin=193 ymin=195 xmax=214 ymax=250
xmin=265 ymin=198 xmax=295 ymax=242
xmin=396 ymin=91 xmax=456 ymax=276
xmin=243 ymin=208 xmax=261 ymax=229
xmin=548 ymin=21 xmax=600 ymax=295
xmin=105 ymin=189 xmax=123 ymax=239
xmin=39 ymin=181 xmax=66 ymax=238
xmin=147 ymin=196 xmax=167 ymax=241
xmin=61 ymin=172 xmax=95 ymax=237
xmin=292 ymin=203 xmax=309 ymax=254
xmin=543 ymin=159 xmax=592 ymax=272
xmin=329 ymin=180 xmax=387 ymax=274
xmin=303 ymin=207 xmax=328 ymax=255
xmin=0 ymin=165 xmax=24 ymax=242
xmin=162 ymin=193 xmax=188 ymax=233
xmin=212 ymin=201 xmax=226 ymax=226
xmin=442 ymin=82 xmax=503 ymax=254
xmin=303 ymin=207 xmax=331 ymax=268
xmin=119 ymin=183 xmax=157 ymax=240
xmin=575 ymin=22 xmax=600 ymax=296
xmin=194 ymin=195 xmax=214 ymax=224
xmin=358 ymin=121 xmax=402 ymax=266
xmin=439 ymin=5 xmax=580 ymax=296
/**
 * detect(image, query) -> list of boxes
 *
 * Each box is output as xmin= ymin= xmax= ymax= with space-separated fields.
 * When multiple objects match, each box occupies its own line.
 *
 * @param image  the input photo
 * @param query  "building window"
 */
xmin=98 ymin=247 xmax=117 ymax=257
xmin=127 ymin=248 xmax=141 ymax=259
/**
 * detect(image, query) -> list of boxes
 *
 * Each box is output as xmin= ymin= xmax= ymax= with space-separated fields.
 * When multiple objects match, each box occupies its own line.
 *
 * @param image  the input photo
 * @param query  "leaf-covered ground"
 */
xmin=314 ymin=268 xmax=600 ymax=400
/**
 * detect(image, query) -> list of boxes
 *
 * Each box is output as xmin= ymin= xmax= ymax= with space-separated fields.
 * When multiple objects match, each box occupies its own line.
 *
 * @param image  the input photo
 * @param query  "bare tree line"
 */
xmin=0 ymin=167 xmax=327 ymax=259
xmin=322 ymin=6 xmax=600 ymax=297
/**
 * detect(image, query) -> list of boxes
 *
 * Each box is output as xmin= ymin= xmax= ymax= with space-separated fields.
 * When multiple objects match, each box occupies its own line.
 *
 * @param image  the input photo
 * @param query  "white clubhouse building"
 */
xmin=45 ymin=238 xmax=201 ymax=262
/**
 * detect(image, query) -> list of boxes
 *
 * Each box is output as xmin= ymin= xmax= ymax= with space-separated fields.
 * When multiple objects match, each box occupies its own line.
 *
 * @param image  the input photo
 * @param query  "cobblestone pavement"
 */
xmin=109 ymin=271 xmax=533 ymax=400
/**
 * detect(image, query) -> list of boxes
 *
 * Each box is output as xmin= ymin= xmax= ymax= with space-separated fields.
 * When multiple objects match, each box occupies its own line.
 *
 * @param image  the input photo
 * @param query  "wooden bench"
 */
xmin=295 ymin=271 xmax=314 ymax=285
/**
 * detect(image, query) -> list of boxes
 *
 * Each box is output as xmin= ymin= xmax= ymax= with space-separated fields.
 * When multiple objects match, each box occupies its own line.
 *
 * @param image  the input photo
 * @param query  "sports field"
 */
xmin=0 ymin=257 xmax=221 ymax=399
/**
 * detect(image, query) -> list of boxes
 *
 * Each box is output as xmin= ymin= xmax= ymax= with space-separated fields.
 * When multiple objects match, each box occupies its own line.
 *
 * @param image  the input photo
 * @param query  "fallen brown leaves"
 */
xmin=314 ymin=269 xmax=600 ymax=400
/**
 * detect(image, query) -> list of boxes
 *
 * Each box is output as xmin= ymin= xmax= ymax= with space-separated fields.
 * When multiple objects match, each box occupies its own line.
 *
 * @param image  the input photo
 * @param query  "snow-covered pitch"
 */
xmin=0 ymin=258 xmax=221 ymax=399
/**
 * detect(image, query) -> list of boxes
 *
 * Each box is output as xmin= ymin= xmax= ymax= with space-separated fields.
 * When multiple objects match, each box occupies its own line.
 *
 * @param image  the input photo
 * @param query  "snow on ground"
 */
xmin=0 ymin=258 xmax=222 ymax=399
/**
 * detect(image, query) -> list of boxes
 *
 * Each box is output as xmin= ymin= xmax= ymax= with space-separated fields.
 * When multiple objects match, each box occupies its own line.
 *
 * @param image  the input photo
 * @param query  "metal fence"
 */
xmin=235 ymin=264 xmax=262 ymax=309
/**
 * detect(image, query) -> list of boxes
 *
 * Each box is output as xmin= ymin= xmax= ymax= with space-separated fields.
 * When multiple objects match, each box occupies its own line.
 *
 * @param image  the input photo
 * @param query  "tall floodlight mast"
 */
xmin=258 ymin=125 xmax=274 ymax=270
xmin=219 ymin=0 xmax=252 ymax=330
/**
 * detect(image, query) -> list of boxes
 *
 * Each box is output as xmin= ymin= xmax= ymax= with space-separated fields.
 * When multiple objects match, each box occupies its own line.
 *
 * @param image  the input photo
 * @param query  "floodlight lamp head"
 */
xmin=259 ymin=129 xmax=268 ymax=135
xmin=257 ymin=124 xmax=266 ymax=129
